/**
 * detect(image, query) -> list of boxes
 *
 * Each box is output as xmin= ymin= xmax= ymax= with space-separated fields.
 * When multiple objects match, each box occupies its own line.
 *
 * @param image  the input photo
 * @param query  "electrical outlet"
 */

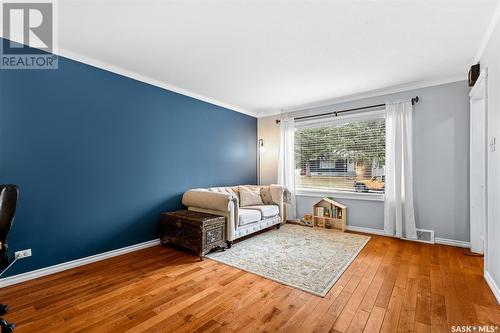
xmin=14 ymin=249 xmax=32 ymax=259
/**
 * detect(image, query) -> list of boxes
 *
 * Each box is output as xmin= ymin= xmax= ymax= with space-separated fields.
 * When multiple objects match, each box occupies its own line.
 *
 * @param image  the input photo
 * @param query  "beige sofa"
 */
xmin=182 ymin=185 xmax=289 ymax=246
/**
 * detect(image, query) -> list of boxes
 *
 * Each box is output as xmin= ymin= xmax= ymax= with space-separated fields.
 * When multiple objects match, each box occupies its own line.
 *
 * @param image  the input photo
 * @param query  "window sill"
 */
xmin=295 ymin=188 xmax=385 ymax=202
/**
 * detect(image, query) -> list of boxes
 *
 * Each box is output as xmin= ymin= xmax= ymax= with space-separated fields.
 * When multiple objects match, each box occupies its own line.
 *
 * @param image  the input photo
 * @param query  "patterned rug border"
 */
xmin=207 ymin=227 xmax=371 ymax=297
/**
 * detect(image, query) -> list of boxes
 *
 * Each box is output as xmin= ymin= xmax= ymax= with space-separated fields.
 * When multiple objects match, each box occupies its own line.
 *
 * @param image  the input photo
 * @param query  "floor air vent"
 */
xmin=416 ymin=229 xmax=435 ymax=244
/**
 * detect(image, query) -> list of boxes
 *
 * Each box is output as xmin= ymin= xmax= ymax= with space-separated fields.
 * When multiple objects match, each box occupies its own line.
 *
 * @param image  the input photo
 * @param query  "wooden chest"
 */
xmin=160 ymin=210 xmax=227 ymax=259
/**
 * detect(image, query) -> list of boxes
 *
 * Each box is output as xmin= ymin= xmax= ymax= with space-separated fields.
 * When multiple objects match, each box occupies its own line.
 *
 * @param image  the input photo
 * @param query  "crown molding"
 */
xmin=474 ymin=0 xmax=500 ymax=63
xmin=257 ymin=75 xmax=465 ymax=118
xmin=0 ymin=35 xmax=471 ymax=120
xmin=0 ymin=34 xmax=258 ymax=117
xmin=57 ymin=48 xmax=259 ymax=118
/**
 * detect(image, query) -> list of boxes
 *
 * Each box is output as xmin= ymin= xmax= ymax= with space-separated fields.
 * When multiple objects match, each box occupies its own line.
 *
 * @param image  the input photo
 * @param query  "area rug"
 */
xmin=206 ymin=223 xmax=370 ymax=297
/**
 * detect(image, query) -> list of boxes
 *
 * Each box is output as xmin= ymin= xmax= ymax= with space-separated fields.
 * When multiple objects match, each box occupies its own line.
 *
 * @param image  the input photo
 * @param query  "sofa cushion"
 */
xmin=208 ymin=187 xmax=240 ymax=202
xmin=244 ymin=205 xmax=279 ymax=218
xmin=260 ymin=187 xmax=274 ymax=205
xmin=238 ymin=208 xmax=262 ymax=226
xmin=239 ymin=186 xmax=264 ymax=207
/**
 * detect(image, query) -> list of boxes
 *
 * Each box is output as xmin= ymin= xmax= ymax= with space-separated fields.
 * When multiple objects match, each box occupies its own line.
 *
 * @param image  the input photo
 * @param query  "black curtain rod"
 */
xmin=276 ymin=96 xmax=419 ymax=124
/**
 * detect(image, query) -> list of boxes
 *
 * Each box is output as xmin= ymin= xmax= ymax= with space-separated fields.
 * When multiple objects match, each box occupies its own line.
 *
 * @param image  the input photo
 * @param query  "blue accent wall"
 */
xmin=0 ymin=47 xmax=257 ymax=276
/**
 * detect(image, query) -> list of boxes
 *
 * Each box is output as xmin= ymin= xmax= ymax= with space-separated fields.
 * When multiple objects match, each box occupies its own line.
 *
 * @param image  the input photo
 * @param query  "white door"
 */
xmin=470 ymin=72 xmax=487 ymax=254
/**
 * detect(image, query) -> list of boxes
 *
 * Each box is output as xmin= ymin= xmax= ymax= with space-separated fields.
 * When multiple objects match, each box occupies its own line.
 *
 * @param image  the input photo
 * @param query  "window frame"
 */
xmin=294 ymin=109 xmax=386 ymax=201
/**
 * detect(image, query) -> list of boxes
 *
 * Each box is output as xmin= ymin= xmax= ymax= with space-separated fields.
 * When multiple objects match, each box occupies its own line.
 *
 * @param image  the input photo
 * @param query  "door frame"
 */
xmin=469 ymin=69 xmax=488 ymax=259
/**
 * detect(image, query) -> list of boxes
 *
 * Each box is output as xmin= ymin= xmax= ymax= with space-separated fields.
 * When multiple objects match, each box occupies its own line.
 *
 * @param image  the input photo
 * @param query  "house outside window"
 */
xmin=294 ymin=113 xmax=386 ymax=194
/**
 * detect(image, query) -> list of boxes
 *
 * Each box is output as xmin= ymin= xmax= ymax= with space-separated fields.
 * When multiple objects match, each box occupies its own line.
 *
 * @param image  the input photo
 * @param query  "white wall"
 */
xmin=258 ymin=81 xmax=471 ymax=241
xmin=479 ymin=16 xmax=500 ymax=303
xmin=258 ymin=116 xmax=280 ymax=185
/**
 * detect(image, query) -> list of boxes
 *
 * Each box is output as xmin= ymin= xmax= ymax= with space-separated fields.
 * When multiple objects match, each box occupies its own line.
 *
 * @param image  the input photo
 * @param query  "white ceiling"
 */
xmin=36 ymin=1 xmax=500 ymax=116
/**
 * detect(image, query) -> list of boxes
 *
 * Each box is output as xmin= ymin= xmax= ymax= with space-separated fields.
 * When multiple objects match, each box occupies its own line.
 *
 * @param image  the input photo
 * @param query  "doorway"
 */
xmin=469 ymin=70 xmax=487 ymax=255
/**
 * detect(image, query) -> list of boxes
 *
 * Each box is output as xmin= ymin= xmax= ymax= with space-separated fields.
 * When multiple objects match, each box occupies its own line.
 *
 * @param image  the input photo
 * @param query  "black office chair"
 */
xmin=0 ymin=185 xmax=19 ymax=333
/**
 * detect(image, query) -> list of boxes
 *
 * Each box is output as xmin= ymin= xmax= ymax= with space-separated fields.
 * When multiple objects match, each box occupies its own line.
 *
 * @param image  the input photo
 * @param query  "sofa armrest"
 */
xmin=183 ymin=189 xmax=240 ymax=241
xmin=182 ymin=189 xmax=236 ymax=212
xmin=269 ymin=184 xmax=291 ymax=222
xmin=269 ymin=184 xmax=292 ymax=204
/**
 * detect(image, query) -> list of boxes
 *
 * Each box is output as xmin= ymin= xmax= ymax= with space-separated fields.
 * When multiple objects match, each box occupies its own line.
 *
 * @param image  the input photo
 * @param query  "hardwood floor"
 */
xmin=2 ymin=231 xmax=500 ymax=332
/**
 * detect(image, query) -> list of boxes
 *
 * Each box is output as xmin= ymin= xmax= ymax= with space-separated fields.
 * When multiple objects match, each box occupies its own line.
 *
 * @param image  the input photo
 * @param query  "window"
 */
xmin=294 ymin=115 xmax=386 ymax=194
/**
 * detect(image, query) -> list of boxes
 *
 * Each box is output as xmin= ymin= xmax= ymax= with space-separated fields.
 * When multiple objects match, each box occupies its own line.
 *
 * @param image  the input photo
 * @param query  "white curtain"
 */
xmin=384 ymin=100 xmax=417 ymax=239
xmin=277 ymin=114 xmax=297 ymax=220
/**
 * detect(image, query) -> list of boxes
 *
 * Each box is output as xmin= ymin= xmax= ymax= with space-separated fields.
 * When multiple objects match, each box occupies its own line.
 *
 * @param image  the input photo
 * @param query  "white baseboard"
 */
xmin=0 ymin=239 xmax=160 ymax=288
xmin=346 ymin=226 xmax=471 ymax=249
xmin=485 ymin=271 xmax=500 ymax=305
xmin=434 ymin=237 xmax=470 ymax=248
xmin=345 ymin=225 xmax=386 ymax=236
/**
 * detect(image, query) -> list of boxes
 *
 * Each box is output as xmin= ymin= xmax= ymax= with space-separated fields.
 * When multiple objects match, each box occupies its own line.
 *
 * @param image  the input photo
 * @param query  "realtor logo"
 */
xmin=1 ymin=1 xmax=58 ymax=69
